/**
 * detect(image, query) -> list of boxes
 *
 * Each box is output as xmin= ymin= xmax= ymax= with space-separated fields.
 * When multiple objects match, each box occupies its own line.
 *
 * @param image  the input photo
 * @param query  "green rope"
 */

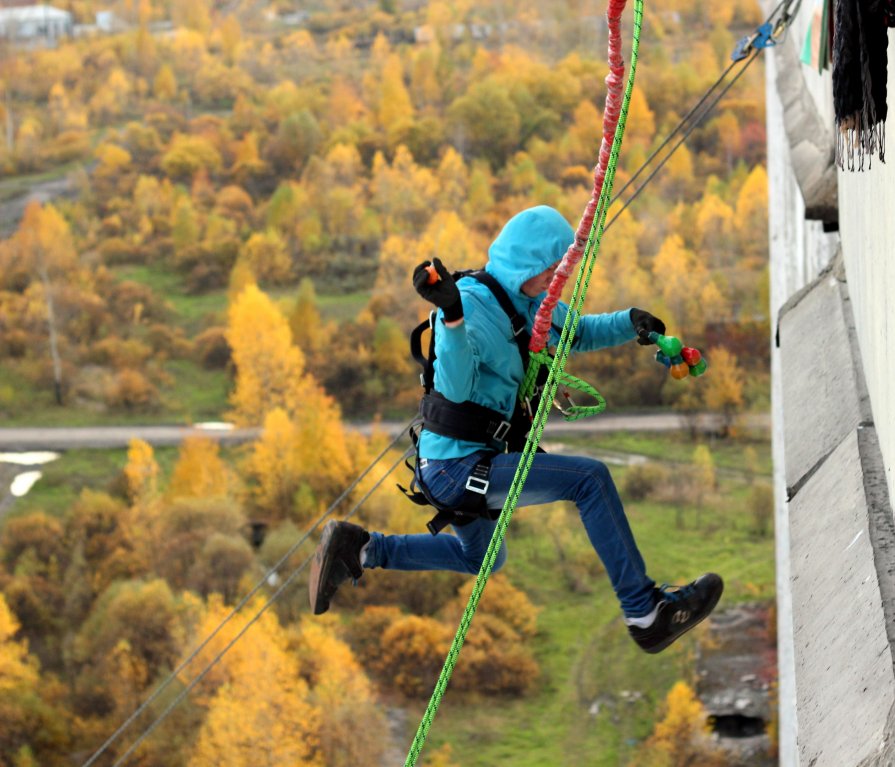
xmin=403 ymin=3 xmax=643 ymax=763
xmin=530 ymin=350 xmax=607 ymax=421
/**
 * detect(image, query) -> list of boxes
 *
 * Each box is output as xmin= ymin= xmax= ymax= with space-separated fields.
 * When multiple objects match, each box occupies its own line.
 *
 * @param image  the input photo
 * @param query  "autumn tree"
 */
xmin=186 ymin=597 xmax=322 ymax=767
xmin=370 ymin=145 xmax=439 ymax=234
xmin=124 ymin=438 xmax=159 ymax=506
xmin=167 ymin=437 xmax=235 ymax=500
xmin=372 ymin=614 xmax=452 ymax=696
xmin=225 ymin=284 xmax=309 ymax=425
xmin=379 ymin=53 xmax=414 ymax=123
xmin=703 ymin=346 xmax=746 ymax=436
xmin=448 ymin=77 xmax=521 ymax=168
xmin=151 ymin=497 xmax=250 ymax=598
xmin=628 ymin=681 xmax=727 ymax=767
xmin=288 ymin=278 xmax=329 ymax=359
xmin=11 ymin=202 xmax=79 ymax=403
xmin=65 ymin=490 xmax=138 ymax=613
xmin=734 ymin=165 xmax=769 ymax=264
xmin=291 ymin=618 xmax=389 ymax=766
xmin=161 ymin=133 xmax=223 ymax=181
xmin=0 ymin=594 xmax=62 ymax=763
xmin=244 ymin=400 xmax=355 ymax=521
xmin=650 ymin=233 xmax=711 ymax=335
xmin=72 ymin=579 xmax=187 ymax=719
xmin=153 ymin=64 xmax=178 ymax=101
xmin=240 ymin=229 xmax=291 ymax=285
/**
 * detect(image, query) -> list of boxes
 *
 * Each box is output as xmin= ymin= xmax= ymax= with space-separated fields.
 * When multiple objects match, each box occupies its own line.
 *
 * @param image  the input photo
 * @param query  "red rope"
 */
xmin=530 ymin=0 xmax=628 ymax=353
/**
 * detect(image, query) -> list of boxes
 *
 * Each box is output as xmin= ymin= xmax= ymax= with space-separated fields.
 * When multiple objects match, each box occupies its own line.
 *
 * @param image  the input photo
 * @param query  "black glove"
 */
xmin=630 ymin=308 xmax=666 ymax=346
xmin=412 ymin=258 xmax=463 ymax=322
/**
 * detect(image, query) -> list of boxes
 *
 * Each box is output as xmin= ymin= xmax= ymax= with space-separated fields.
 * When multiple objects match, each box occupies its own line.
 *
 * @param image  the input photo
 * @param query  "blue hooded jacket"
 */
xmin=418 ymin=205 xmax=637 ymax=460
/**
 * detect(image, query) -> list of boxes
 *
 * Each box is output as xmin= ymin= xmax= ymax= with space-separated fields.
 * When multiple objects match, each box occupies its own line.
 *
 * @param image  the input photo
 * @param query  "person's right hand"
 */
xmin=412 ymin=258 xmax=463 ymax=321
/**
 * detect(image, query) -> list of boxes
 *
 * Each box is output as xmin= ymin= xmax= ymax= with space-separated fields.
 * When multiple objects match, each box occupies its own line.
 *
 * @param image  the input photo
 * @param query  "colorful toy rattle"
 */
xmin=649 ymin=331 xmax=708 ymax=379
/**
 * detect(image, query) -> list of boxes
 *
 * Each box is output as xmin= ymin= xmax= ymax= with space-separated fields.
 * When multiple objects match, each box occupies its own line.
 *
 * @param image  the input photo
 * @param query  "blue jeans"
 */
xmin=365 ymin=451 xmax=657 ymax=618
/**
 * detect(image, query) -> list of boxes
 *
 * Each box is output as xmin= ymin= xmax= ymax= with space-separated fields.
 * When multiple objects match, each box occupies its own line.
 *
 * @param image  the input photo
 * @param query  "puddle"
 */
xmin=10 ymin=471 xmax=42 ymax=497
xmin=0 ymin=452 xmax=60 ymax=500
xmin=0 ymin=451 xmax=60 ymax=466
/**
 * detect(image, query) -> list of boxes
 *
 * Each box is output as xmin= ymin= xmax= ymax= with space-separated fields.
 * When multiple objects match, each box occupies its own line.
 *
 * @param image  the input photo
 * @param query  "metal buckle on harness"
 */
xmin=492 ymin=420 xmax=512 ymax=442
xmin=465 ymin=475 xmax=490 ymax=494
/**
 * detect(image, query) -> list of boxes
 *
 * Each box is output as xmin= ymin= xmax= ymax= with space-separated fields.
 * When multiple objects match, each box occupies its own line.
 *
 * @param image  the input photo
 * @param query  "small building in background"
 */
xmin=0 ymin=4 xmax=72 ymax=43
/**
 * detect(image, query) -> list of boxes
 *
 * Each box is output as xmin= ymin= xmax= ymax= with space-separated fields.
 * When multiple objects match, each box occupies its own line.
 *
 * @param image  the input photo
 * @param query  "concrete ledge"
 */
xmin=778 ymin=260 xmax=872 ymax=496
xmin=779 ymin=265 xmax=895 ymax=765
xmin=775 ymin=32 xmax=838 ymax=223
xmin=789 ymin=427 xmax=895 ymax=766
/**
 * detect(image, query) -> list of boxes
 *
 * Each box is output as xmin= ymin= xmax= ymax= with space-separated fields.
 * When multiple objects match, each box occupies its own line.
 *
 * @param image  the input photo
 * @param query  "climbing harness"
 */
xmin=404 ymin=269 xmax=549 ymax=534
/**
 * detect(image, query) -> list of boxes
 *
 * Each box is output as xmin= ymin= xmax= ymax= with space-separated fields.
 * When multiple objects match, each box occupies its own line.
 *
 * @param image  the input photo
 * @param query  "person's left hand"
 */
xmin=630 ymin=308 xmax=666 ymax=345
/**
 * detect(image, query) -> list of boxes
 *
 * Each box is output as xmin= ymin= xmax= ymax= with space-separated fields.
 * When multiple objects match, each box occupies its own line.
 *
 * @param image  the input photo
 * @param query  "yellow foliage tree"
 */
xmin=187 ymin=598 xmax=322 ymax=767
xmin=153 ymin=64 xmax=178 ymax=101
xmin=240 ymin=230 xmax=292 ymax=284
xmin=327 ymin=77 xmax=367 ymax=127
xmin=167 ymin=437 xmax=234 ymax=499
xmin=124 ymin=438 xmax=159 ymax=504
xmin=370 ymin=145 xmax=439 ymax=234
xmin=0 ymin=594 xmax=38 ymax=694
xmin=410 ymin=43 xmax=442 ymax=107
xmin=89 ymin=67 xmax=131 ymax=121
xmin=624 ymin=87 xmax=656 ymax=148
xmin=378 ymin=53 xmax=414 ymax=136
xmin=161 ymin=133 xmax=223 ymax=181
xmin=735 ymin=165 xmax=769 ymax=262
xmin=651 ymin=233 xmax=709 ymax=333
xmin=231 ymin=131 xmax=268 ymax=182
xmin=629 ymin=681 xmax=727 ymax=767
xmin=436 ymin=146 xmax=468 ymax=210
xmin=373 ymin=614 xmax=452 ymax=696
xmin=245 ymin=394 xmax=354 ymax=520
xmin=225 ymin=284 xmax=309 ymax=425
xmin=291 ymin=618 xmax=388 ymax=766
xmin=289 ymin=278 xmax=329 ymax=358
xmin=369 ymin=211 xmax=481 ymax=328
xmin=702 ymin=346 xmax=746 ymax=436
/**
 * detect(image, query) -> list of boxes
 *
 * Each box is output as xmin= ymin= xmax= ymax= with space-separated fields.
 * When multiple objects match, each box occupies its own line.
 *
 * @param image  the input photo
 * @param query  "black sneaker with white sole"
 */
xmin=308 ymin=520 xmax=370 ymax=616
xmin=627 ymin=573 xmax=724 ymax=654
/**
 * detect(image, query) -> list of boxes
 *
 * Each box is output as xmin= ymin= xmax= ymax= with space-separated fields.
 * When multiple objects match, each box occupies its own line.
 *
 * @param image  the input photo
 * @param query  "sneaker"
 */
xmin=627 ymin=573 xmax=724 ymax=654
xmin=308 ymin=520 xmax=370 ymax=615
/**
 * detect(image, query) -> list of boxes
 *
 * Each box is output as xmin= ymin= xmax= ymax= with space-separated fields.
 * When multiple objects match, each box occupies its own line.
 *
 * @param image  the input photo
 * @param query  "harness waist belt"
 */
xmin=419 ymin=392 xmax=512 ymax=446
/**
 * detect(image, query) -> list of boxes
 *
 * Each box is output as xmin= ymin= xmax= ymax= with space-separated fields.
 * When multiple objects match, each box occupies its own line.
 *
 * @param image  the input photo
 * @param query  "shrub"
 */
xmin=194 ymin=327 xmax=231 ymax=369
xmin=621 ymin=462 xmax=670 ymax=502
xmin=104 ymin=369 xmax=158 ymax=411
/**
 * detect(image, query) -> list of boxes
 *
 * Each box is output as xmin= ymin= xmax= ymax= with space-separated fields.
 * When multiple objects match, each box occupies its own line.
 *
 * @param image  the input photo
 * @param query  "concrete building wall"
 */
xmin=766 ymin=9 xmax=895 ymax=766
xmin=838 ymin=44 xmax=895 ymax=506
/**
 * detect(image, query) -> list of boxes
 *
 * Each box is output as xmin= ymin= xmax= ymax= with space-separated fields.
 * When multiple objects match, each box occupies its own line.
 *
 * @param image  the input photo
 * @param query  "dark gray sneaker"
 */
xmin=308 ymin=520 xmax=370 ymax=615
xmin=628 ymin=573 xmax=724 ymax=654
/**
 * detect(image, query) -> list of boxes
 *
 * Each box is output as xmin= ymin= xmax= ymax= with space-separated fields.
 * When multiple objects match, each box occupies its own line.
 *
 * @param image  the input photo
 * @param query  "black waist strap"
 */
xmin=419 ymin=392 xmax=513 ymax=445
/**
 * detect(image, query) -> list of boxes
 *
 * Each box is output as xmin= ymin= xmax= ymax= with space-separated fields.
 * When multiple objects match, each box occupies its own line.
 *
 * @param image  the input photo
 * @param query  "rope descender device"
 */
xmin=731 ymin=0 xmax=802 ymax=61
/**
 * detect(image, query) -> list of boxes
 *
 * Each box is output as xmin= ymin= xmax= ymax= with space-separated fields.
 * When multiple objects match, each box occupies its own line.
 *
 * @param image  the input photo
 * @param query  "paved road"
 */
xmin=0 ymin=412 xmax=770 ymax=451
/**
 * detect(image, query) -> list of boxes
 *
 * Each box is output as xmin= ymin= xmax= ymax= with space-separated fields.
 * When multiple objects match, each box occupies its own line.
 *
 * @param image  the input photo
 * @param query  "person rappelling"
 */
xmin=309 ymin=205 xmax=723 ymax=654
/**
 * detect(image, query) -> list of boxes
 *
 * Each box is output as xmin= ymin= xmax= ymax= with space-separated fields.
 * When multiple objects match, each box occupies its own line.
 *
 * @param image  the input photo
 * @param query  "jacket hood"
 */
xmin=485 ymin=206 xmax=574 ymax=303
